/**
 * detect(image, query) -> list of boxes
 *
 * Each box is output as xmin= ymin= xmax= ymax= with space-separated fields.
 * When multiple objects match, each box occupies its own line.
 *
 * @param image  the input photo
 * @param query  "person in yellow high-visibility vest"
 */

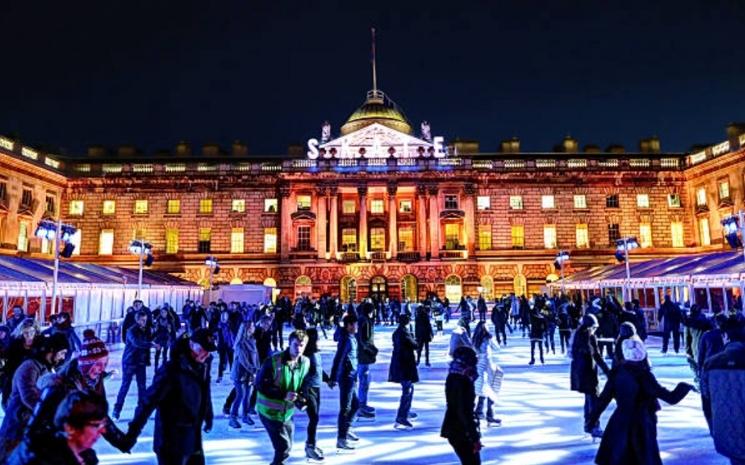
xmin=256 ymin=330 xmax=310 ymax=465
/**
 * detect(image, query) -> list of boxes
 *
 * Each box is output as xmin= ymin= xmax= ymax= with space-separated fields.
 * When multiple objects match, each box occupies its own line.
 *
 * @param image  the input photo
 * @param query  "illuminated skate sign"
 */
xmin=307 ymin=123 xmax=445 ymax=160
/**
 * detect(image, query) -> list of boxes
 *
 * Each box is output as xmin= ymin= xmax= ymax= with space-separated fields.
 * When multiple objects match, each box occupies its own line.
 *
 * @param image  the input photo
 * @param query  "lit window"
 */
xmin=636 ymin=194 xmax=650 ymax=208
xmin=639 ymin=223 xmax=652 ymax=248
xmin=132 ymin=228 xmax=145 ymax=240
xmin=698 ymin=217 xmax=710 ymax=246
xmin=102 ymin=200 xmax=116 ymax=215
xmin=509 ymin=196 xmax=523 ymax=210
xmin=134 ymin=200 xmax=148 ymax=214
xmin=45 ymin=195 xmax=56 ymax=215
xmin=230 ymin=228 xmax=244 ymax=253
xmin=399 ymin=200 xmax=412 ymax=213
xmin=68 ymin=230 xmax=81 ymax=256
xmin=696 ymin=187 xmax=707 ymax=207
xmin=343 ymin=200 xmax=356 ymax=214
xmin=264 ymin=227 xmax=277 ymax=253
xmin=445 ymin=224 xmax=460 ymax=249
xmin=264 ymin=198 xmax=278 ymax=213
xmin=576 ymin=224 xmax=589 ymax=248
xmin=20 ymin=189 xmax=32 ymax=209
xmin=231 ymin=199 xmax=245 ymax=213
xmin=198 ymin=228 xmax=211 ymax=253
xmin=573 ymin=194 xmax=587 ymax=209
xmin=511 ymin=225 xmax=525 ymax=249
xmin=479 ymin=226 xmax=492 ymax=250
xmin=166 ymin=199 xmax=180 ymax=214
xmin=608 ymin=223 xmax=620 ymax=245
xmin=541 ymin=195 xmax=555 ymax=209
xmin=670 ymin=222 xmax=684 ymax=248
xmin=477 ymin=196 xmax=491 ymax=210
xmin=370 ymin=227 xmax=385 ymax=251
xmin=165 ymin=229 xmax=179 ymax=254
xmin=69 ymin=200 xmax=84 ymax=216
xmin=543 ymin=225 xmax=557 ymax=249
xmin=17 ymin=222 xmax=29 ymax=252
xmin=398 ymin=226 xmax=414 ymax=251
xmin=342 ymin=228 xmax=357 ymax=251
xmin=297 ymin=195 xmax=311 ymax=211
xmin=371 ymin=199 xmax=384 ymax=214
xmin=667 ymin=194 xmax=681 ymax=208
xmin=199 ymin=199 xmax=213 ymax=214
xmin=444 ymin=195 xmax=458 ymax=210
xmin=719 ymin=179 xmax=730 ymax=201
xmin=297 ymin=226 xmax=311 ymax=250
xmin=99 ymin=229 xmax=114 ymax=255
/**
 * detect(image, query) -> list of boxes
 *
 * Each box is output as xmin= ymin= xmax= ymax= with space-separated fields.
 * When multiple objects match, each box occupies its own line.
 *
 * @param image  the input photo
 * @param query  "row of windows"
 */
xmin=69 ymin=198 xmax=280 ymax=216
xmin=476 ymin=193 xmax=681 ymax=211
xmin=695 ymin=178 xmax=732 ymax=208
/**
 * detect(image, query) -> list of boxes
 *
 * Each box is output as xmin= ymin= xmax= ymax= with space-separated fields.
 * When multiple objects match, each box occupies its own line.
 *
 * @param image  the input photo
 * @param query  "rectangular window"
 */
xmin=45 ymin=195 xmax=56 ymax=216
xmin=69 ymin=200 xmax=84 ymax=216
xmin=134 ymin=199 xmax=148 ymax=214
xmin=639 ymin=223 xmax=653 ymax=248
xmin=398 ymin=226 xmax=414 ymax=251
xmin=264 ymin=198 xmax=278 ymax=213
xmin=477 ymin=196 xmax=491 ymax=210
xmin=573 ymin=194 xmax=587 ymax=209
xmin=509 ymin=195 xmax=523 ymax=210
xmin=342 ymin=228 xmax=357 ymax=251
xmin=370 ymin=227 xmax=385 ymax=250
xmin=636 ymin=194 xmax=650 ymax=208
xmin=264 ymin=227 xmax=277 ymax=253
xmin=719 ymin=179 xmax=731 ymax=202
xmin=696 ymin=187 xmax=707 ymax=207
xmin=667 ymin=194 xmax=681 ymax=208
xmin=608 ymin=223 xmax=620 ymax=245
xmin=199 ymin=199 xmax=213 ymax=214
xmin=41 ymin=237 xmax=52 ymax=254
xmin=576 ymin=224 xmax=589 ymax=248
xmin=166 ymin=199 xmax=181 ymax=214
xmin=478 ymin=226 xmax=492 ymax=250
xmin=444 ymin=195 xmax=458 ymax=210
xmin=698 ymin=217 xmax=711 ymax=246
xmin=165 ymin=229 xmax=179 ymax=254
xmin=445 ymin=223 xmax=460 ymax=249
xmin=543 ymin=225 xmax=557 ymax=249
xmin=230 ymin=228 xmax=244 ymax=253
xmin=20 ymin=189 xmax=32 ymax=208
xmin=606 ymin=194 xmax=619 ymax=208
xmin=99 ymin=229 xmax=114 ymax=255
xmin=198 ymin=228 xmax=211 ymax=253
xmin=69 ymin=230 xmax=81 ymax=256
xmin=132 ymin=228 xmax=145 ymax=241
xmin=511 ymin=225 xmax=525 ymax=249
xmin=297 ymin=195 xmax=311 ymax=211
xmin=370 ymin=199 xmax=384 ymax=214
xmin=231 ymin=199 xmax=245 ymax=213
xmin=102 ymin=200 xmax=116 ymax=215
xmin=0 ymin=181 xmax=7 ymax=203
xmin=541 ymin=195 xmax=555 ymax=209
xmin=671 ymin=222 xmax=684 ymax=248
xmin=297 ymin=226 xmax=311 ymax=250
xmin=343 ymin=200 xmax=356 ymax=214
xmin=399 ymin=200 xmax=412 ymax=213
xmin=17 ymin=222 xmax=29 ymax=252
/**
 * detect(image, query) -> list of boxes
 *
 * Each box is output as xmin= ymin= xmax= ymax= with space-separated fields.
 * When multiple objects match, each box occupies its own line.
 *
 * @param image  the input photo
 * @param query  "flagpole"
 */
xmin=371 ymin=27 xmax=377 ymax=92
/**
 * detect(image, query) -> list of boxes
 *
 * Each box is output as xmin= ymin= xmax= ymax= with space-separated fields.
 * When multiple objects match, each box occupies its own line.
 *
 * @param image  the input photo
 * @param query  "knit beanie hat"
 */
xmin=621 ymin=335 xmax=647 ymax=362
xmin=79 ymin=337 xmax=109 ymax=364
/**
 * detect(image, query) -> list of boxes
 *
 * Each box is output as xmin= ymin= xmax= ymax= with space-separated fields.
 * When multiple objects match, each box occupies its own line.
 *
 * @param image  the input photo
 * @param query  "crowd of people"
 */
xmin=0 ymin=288 xmax=742 ymax=465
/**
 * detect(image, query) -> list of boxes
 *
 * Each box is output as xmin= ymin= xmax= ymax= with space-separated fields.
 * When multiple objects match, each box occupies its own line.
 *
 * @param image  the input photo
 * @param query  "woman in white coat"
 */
xmin=472 ymin=321 xmax=503 ymax=427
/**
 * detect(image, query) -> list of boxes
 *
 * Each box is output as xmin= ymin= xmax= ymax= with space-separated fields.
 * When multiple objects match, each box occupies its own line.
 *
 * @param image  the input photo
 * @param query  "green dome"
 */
xmin=340 ymin=90 xmax=412 ymax=136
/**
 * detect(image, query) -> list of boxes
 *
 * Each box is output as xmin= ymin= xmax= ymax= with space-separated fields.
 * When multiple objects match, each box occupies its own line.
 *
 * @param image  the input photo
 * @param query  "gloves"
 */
xmin=204 ymin=419 xmax=213 ymax=433
xmin=119 ymin=430 xmax=138 ymax=453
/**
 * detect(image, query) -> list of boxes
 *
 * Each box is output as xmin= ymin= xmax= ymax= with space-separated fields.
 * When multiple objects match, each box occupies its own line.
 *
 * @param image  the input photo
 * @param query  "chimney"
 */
xmin=606 ymin=144 xmax=625 ymax=154
xmin=175 ymin=141 xmax=191 ymax=157
xmin=232 ymin=140 xmax=248 ymax=157
xmin=87 ymin=145 xmax=107 ymax=158
xmin=117 ymin=145 xmax=138 ymax=158
xmin=287 ymin=144 xmax=304 ymax=157
xmin=202 ymin=143 xmax=221 ymax=157
xmin=500 ymin=137 xmax=520 ymax=153
xmin=557 ymin=136 xmax=578 ymax=153
xmin=727 ymin=122 xmax=745 ymax=148
xmin=583 ymin=144 xmax=601 ymax=153
xmin=639 ymin=136 xmax=661 ymax=153
xmin=449 ymin=139 xmax=480 ymax=155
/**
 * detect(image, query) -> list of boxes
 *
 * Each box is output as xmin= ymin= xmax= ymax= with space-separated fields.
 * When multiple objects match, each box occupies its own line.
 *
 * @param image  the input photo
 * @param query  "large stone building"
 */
xmin=1 ymin=86 xmax=744 ymax=305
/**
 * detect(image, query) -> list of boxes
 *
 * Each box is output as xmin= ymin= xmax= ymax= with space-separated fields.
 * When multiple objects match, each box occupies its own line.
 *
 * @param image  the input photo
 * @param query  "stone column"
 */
xmin=315 ymin=185 xmax=327 ymax=259
xmin=1 ymin=179 xmax=21 ymax=249
xmin=329 ymin=185 xmax=338 ymax=258
xmin=358 ymin=184 xmax=368 ymax=258
xmin=463 ymin=183 xmax=476 ymax=257
xmin=387 ymin=182 xmax=398 ymax=258
xmin=428 ymin=184 xmax=440 ymax=258
xmin=417 ymin=184 xmax=428 ymax=259
xmin=279 ymin=185 xmax=292 ymax=261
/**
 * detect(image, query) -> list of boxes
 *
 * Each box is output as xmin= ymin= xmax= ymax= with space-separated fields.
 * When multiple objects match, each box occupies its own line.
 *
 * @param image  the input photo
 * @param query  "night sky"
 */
xmin=1 ymin=0 xmax=744 ymax=156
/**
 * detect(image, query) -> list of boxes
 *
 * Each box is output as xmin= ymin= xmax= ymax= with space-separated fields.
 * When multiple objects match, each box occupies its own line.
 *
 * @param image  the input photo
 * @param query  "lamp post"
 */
xmin=721 ymin=210 xmax=745 ymax=265
xmin=615 ymin=237 xmax=639 ymax=302
xmin=35 ymin=218 xmax=78 ymax=323
xmin=129 ymin=240 xmax=153 ymax=298
xmin=554 ymin=250 xmax=570 ymax=295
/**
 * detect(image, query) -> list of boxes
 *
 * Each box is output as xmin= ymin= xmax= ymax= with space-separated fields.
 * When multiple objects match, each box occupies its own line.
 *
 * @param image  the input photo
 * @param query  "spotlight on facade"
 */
xmin=721 ymin=215 xmax=742 ymax=249
xmin=34 ymin=219 xmax=58 ymax=240
xmin=129 ymin=240 xmax=154 ymax=266
xmin=205 ymin=256 xmax=220 ymax=275
xmin=615 ymin=237 xmax=639 ymax=262
xmin=554 ymin=250 xmax=570 ymax=270
xmin=60 ymin=242 xmax=76 ymax=258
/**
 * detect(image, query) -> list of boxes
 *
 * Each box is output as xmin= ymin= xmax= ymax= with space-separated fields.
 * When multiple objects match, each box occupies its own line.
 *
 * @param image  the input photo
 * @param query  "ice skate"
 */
xmin=394 ymin=419 xmax=414 ymax=431
xmin=306 ymin=445 xmax=324 ymax=462
xmin=336 ymin=438 xmax=356 ymax=453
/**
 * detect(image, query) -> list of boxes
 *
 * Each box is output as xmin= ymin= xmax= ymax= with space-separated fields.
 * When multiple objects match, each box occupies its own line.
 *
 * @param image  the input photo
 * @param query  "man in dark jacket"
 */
xmin=356 ymin=302 xmax=378 ymax=420
xmin=658 ymin=296 xmax=682 ymax=354
xmin=415 ymin=305 xmax=433 ymax=367
xmin=124 ymin=329 xmax=216 ymax=465
xmin=698 ymin=313 xmax=728 ymax=370
xmin=329 ymin=314 xmax=360 ymax=450
xmin=477 ymin=295 xmax=487 ymax=322
xmin=113 ymin=310 xmax=156 ymax=420
xmin=441 ymin=346 xmax=481 ymax=465
xmin=388 ymin=314 xmax=419 ymax=430
xmin=570 ymin=314 xmax=610 ymax=438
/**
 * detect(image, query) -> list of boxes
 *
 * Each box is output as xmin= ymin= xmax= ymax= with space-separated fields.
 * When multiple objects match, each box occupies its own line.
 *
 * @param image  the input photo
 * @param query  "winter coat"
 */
xmin=449 ymin=326 xmax=473 ymax=357
xmin=474 ymin=339 xmax=503 ymax=400
xmin=657 ymin=300 xmax=681 ymax=331
xmin=683 ymin=313 xmax=711 ymax=364
xmin=357 ymin=313 xmax=378 ymax=365
xmin=231 ymin=332 xmax=259 ymax=384
xmin=388 ymin=324 xmax=419 ymax=383
xmin=122 ymin=325 xmax=152 ymax=367
xmin=570 ymin=330 xmax=610 ymax=395
xmin=697 ymin=328 xmax=725 ymax=370
xmin=45 ymin=324 xmax=81 ymax=361
xmin=701 ymin=341 xmax=745 ymax=462
xmin=588 ymin=361 xmax=692 ymax=465
xmin=128 ymin=339 xmax=214 ymax=458
xmin=441 ymin=369 xmax=480 ymax=445
xmin=414 ymin=308 xmax=433 ymax=344
xmin=529 ymin=313 xmax=547 ymax=340
xmin=330 ymin=332 xmax=358 ymax=382
xmin=8 ymin=434 xmax=99 ymax=465
xmin=1 ymin=338 xmax=32 ymax=407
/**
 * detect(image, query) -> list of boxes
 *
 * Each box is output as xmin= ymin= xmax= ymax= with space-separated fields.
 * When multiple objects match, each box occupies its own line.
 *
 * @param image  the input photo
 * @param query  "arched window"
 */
xmin=513 ymin=274 xmax=527 ymax=297
xmin=370 ymin=276 xmax=387 ymax=299
xmin=340 ymin=276 xmax=357 ymax=303
xmin=480 ymin=275 xmax=494 ymax=301
xmin=401 ymin=274 xmax=418 ymax=302
xmin=445 ymin=274 xmax=462 ymax=303
xmin=230 ymin=277 xmax=243 ymax=285
xmin=294 ymin=275 xmax=312 ymax=299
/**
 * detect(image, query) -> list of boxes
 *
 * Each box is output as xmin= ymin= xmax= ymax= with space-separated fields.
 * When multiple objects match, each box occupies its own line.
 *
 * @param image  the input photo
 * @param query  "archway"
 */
xmin=370 ymin=276 xmax=387 ymax=301
xmin=294 ymin=275 xmax=312 ymax=299
xmin=340 ymin=276 xmax=357 ymax=303
xmin=445 ymin=274 xmax=462 ymax=304
xmin=401 ymin=274 xmax=418 ymax=302
xmin=480 ymin=275 xmax=495 ymax=301
xmin=264 ymin=277 xmax=279 ymax=303
xmin=230 ymin=277 xmax=243 ymax=285
xmin=513 ymin=273 xmax=527 ymax=297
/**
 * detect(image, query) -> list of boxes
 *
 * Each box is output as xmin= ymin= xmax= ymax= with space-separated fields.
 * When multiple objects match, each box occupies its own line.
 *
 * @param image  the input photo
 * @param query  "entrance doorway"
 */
xmin=370 ymin=276 xmax=387 ymax=301
xmin=445 ymin=274 xmax=462 ymax=303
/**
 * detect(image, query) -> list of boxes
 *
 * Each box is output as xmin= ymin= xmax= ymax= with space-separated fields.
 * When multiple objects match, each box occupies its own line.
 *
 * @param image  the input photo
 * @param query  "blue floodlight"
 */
xmin=721 ymin=215 xmax=741 ymax=249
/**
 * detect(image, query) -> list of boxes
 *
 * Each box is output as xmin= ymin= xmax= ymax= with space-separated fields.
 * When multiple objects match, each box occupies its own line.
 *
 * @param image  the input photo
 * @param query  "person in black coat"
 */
xmin=587 ymin=336 xmax=694 ymax=465
xmin=529 ymin=309 xmax=547 ymax=365
xmin=441 ymin=346 xmax=482 ymax=465
xmin=388 ymin=314 xmax=419 ymax=430
xmin=658 ymin=296 xmax=682 ymax=354
xmin=356 ymin=304 xmax=378 ymax=419
xmin=476 ymin=295 xmax=487 ymax=322
xmin=415 ymin=305 xmax=434 ymax=367
xmin=124 ymin=329 xmax=217 ymax=465
xmin=490 ymin=302 xmax=510 ymax=346
xmin=571 ymin=314 xmax=610 ymax=437
xmin=113 ymin=310 xmax=156 ymax=420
